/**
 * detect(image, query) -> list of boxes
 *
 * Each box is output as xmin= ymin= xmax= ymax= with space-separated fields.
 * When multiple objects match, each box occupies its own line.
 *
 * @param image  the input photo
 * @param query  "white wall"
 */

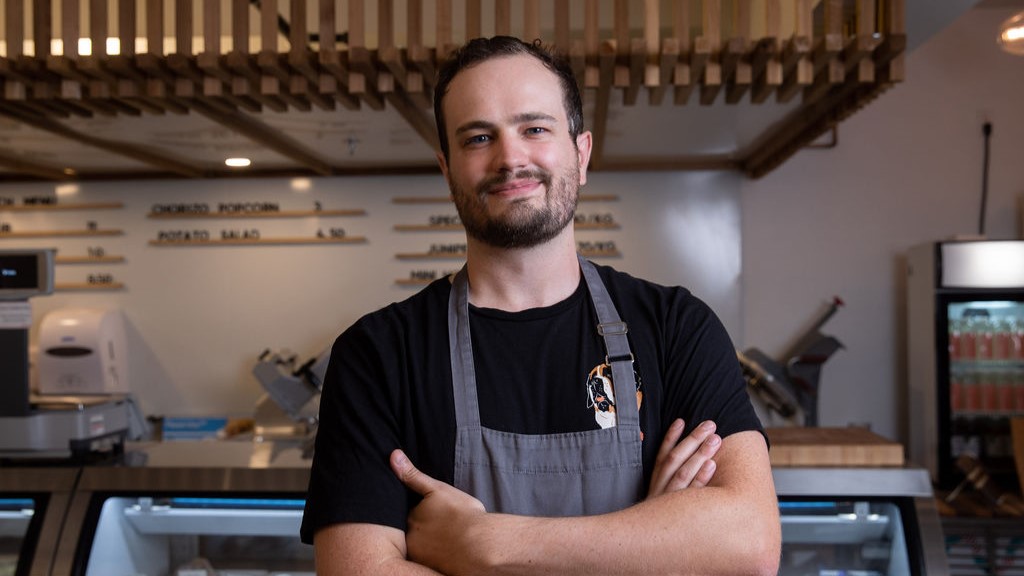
xmin=741 ymin=5 xmax=1024 ymax=442
xmin=4 ymin=171 xmax=742 ymax=419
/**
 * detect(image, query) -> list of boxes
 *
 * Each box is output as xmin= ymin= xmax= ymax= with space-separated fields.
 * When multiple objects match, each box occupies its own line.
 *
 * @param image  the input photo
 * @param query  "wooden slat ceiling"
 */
xmin=0 ymin=0 xmax=905 ymax=182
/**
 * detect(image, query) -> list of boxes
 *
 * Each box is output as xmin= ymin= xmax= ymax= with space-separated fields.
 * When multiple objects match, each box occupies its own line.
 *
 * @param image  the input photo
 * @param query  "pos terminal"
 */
xmin=0 ymin=248 xmax=54 ymax=417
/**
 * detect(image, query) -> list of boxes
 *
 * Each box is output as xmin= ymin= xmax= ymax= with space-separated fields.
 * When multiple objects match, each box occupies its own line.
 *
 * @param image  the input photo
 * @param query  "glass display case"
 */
xmin=3 ymin=443 xmax=953 ymax=575
xmin=0 ymin=468 xmax=79 ymax=576
xmin=774 ymin=467 xmax=949 ymax=576
xmin=50 ymin=466 xmax=312 ymax=576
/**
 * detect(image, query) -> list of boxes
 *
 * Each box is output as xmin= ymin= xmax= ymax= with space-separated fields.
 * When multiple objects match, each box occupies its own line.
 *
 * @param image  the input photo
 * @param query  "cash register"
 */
xmin=0 ymin=248 xmax=145 ymax=461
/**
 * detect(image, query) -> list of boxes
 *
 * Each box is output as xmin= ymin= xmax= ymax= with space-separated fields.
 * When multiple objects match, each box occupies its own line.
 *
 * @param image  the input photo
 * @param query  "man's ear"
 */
xmin=437 ymin=151 xmax=451 ymax=183
xmin=436 ymin=152 xmax=456 ymax=200
xmin=575 ymin=131 xmax=593 ymax=186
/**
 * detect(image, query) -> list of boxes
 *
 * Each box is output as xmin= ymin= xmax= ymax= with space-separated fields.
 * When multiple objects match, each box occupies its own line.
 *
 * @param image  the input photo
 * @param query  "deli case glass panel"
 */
xmin=0 ymin=497 xmax=38 ymax=576
xmin=51 ymin=466 xmax=313 ymax=576
xmin=0 ymin=467 xmax=78 ymax=576
xmin=774 ymin=467 xmax=949 ymax=576
xmin=778 ymin=499 xmax=912 ymax=575
xmin=80 ymin=495 xmax=312 ymax=576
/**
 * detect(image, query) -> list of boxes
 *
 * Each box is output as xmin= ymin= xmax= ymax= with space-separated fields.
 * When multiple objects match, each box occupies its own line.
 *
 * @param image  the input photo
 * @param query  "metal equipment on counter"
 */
xmin=739 ymin=296 xmax=844 ymax=427
xmin=251 ymin=346 xmax=329 ymax=457
xmin=0 ymin=249 xmax=146 ymax=461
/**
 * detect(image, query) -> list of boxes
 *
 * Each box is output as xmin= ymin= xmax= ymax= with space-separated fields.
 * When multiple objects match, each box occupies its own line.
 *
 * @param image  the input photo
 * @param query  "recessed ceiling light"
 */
xmin=55 ymin=183 xmax=80 ymax=196
xmin=225 ymin=158 xmax=251 ymax=168
xmin=999 ymin=11 xmax=1024 ymax=55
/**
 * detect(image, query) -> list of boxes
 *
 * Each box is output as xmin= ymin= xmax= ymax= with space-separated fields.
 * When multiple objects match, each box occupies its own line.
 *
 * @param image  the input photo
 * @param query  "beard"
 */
xmin=451 ymin=163 xmax=581 ymax=249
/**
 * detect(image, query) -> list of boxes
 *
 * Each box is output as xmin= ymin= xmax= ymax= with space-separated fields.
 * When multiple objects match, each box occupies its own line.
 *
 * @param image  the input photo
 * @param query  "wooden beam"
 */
xmin=698 ymin=0 xmax=723 ymax=105
xmin=88 ymin=0 xmax=107 ymax=54
xmin=584 ymin=0 xmax=599 ymax=59
xmin=146 ymin=0 xmax=164 ymax=56
xmin=0 ymin=140 xmax=76 ymax=180
xmin=649 ymin=38 xmax=679 ymax=106
xmin=524 ymin=0 xmax=540 ymax=43
xmin=554 ymin=0 xmax=570 ymax=52
xmin=723 ymin=38 xmax=751 ymax=104
xmin=406 ymin=0 xmax=435 ymax=93
xmin=676 ymin=38 xmax=709 ymax=105
xmin=751 ymin=0 xmax=782 ymax=104
xmin=590 ymin=40 xmax=616 ymax=170
xmin=741 ymin=73 xmax=888 ymax=178
xmin=624 ymin=38 xmax=645 ymax=106
xmin=437 ymin=0 xmax=453 ymax=59
xmin=60 ymin=0 xmax=79 ymax=56
xmin=750 ymin=37 xmax=781 ymax=104
xmin=6 ymin=0 xmax=25 ymax=58
xmin=261 ymin=0 xmax=278 ymax=51
xmin=175 ymin=0 xmax=192 ymax=54
xmin=777 ymin=35 xmax=812 ymax=103
xmin=495 ymin=0 xmax=510 ymax=37
xmin=188 ymin=99 xmax=333 ymax=175
xmin=233 ymin=0 xmax=250 ymax=53
xmin=384 ymin=89 xmax=440 ymax=152
xmin=668 ymin=0 xmax=693 ymax=105
xmin=34 ymin=0 xmax=54 ymax=58
xmin=0 ymin=105 xmax=205 ymax=177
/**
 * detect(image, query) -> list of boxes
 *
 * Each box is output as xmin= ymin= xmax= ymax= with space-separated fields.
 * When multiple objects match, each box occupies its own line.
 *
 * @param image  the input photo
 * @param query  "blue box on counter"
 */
xmin=162 ymin=417 xmax=228 ymax=440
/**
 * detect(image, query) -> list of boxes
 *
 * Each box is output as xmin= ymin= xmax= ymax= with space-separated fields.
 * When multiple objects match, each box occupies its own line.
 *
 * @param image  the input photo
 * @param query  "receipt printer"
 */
xmin=37 ymin=308 xmax=129 ymax=395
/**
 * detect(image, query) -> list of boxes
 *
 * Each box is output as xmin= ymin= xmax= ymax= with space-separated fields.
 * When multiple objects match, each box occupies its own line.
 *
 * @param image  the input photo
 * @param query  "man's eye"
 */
xmin=464 ymin=134 xmax=490 ymax=146
xmin=525 ymin=127 xmax=548 ymax=135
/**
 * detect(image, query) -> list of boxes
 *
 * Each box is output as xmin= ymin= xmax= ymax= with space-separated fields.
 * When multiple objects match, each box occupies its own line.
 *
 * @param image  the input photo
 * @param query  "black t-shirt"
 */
xmin=300 ymin=263 xmax=763 ymax=543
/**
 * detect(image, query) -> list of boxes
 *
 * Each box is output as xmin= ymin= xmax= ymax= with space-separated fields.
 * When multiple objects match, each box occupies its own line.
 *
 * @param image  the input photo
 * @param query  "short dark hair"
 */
xmin=433 ymin=36 xmax=584 ymax=161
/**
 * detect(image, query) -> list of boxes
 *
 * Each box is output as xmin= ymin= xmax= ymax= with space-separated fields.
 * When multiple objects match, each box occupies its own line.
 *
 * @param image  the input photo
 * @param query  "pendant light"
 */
xmin=998 ymin=11 xmax=1024 ymax=55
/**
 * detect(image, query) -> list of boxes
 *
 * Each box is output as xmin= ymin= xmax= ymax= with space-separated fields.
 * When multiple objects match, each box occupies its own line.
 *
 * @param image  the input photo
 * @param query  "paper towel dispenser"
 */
xmin=37 ymin=308 xmax=129 ymax=395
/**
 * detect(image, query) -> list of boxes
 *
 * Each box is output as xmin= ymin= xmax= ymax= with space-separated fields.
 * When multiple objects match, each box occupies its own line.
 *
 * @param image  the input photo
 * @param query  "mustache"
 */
xmin=477 ymin=169 xmax=552 ymax=196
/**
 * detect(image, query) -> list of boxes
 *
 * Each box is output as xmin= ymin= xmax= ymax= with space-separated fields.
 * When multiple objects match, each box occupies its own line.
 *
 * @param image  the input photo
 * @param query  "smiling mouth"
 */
xmin=488 ymin=180 xmax=540 ymax=196
xmin=479 ymin=170 xmax=550 ymax=198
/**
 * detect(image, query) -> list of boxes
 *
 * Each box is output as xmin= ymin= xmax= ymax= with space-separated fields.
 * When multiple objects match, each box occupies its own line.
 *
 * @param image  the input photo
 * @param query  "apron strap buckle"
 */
xmin=597 ymin=321 xmax=628 ymax=336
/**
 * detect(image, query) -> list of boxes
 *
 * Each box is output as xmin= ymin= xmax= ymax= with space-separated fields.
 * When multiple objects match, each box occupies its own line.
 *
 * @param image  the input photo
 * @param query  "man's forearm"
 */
xmin=467 ymin=483 xmax=777 ymax=576
xmin=400 ymin=431 xmax=781 ymax=576
xmin=314 ymin=523 xmax=445 ymax=576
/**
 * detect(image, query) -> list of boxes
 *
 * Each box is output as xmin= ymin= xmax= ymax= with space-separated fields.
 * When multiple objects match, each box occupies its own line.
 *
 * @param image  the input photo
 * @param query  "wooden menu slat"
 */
xmin=149 ymin=236 xmax=366 ymax=246
xmin=147 ymin=209 xmax=366 ymax=219
xmin=0 ymin=229 xmax=122 ymax=238
xmin=0 ymin=202 xmax=123 ymax=212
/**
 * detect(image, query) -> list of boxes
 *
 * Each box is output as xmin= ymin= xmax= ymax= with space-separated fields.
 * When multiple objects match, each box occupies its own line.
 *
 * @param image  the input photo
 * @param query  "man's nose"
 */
xmin=492 ymin=134 xmax=528 ymax=172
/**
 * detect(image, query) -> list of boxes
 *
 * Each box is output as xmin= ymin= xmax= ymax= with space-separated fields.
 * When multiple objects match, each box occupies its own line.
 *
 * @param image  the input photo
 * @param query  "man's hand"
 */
xmin=390 ymin=449 xmax=488 ymax=574
xmin=647 ymin=419 xmax=721 ymax=498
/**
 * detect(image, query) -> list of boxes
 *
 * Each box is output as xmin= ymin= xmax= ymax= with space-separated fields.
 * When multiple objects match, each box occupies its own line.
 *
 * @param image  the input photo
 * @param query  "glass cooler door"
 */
xmin=0 ymin=467 xmax=78 ymax=576
xmin=0 ymin=497 xmax=39 ymax=576
xmin=779 ymin=499 xmax=914 ymax=576
xmin=77 ymin=494 xmax=313 ymax=576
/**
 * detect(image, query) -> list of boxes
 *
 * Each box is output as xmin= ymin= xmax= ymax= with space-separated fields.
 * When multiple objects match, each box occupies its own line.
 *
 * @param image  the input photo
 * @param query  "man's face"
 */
xmin=437 ymin=55 xmax=592 ymax=249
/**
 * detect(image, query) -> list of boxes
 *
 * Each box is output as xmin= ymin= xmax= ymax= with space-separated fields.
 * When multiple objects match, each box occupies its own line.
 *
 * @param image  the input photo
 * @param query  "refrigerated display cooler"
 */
xmin=774 ymin=466 xmax=949 ymax=576
xmin=48 ymin=466 xmax=312 ymax=576
xmin=907 ymin=240 xmax=1024 ymax=488
xmin=2 ymin=445 xmax=949 ymax=575
xmin=0 ymin=468 xmax=78 ymax=576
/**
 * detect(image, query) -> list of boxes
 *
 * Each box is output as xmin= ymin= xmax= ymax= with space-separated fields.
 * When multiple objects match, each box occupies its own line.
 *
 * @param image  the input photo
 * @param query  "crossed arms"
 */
xmin=313 ymin=419 xmax=781 ymax=576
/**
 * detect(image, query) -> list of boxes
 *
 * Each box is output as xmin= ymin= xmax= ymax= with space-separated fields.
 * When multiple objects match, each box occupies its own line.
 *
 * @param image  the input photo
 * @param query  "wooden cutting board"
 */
xmin=767 ymin=427 xmax=905 ymax=467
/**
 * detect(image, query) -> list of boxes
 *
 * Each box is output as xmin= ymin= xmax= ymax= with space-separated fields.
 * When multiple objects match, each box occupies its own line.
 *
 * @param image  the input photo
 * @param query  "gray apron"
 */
xmin=447 ymin=255 xmax=643 ymax=516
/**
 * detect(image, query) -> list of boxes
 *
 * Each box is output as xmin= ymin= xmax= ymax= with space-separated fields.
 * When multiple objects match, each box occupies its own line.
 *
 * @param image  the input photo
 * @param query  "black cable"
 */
xmin=980 ymin=122 xmax=992 ymax=236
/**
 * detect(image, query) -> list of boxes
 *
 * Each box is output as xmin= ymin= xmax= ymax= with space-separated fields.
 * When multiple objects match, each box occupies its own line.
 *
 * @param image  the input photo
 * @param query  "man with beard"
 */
xmin=301 ymin=37 xmax=780 ymax=576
